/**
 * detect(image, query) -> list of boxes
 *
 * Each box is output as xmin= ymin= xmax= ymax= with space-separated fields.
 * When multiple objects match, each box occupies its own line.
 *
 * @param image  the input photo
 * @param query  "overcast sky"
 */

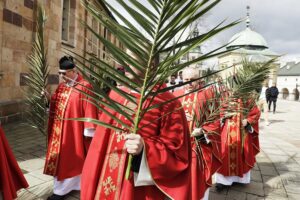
xmin=202 ymin=0 xmax=300 ymax=61
xmin=110 ymin=0 xmax=300 ymax=62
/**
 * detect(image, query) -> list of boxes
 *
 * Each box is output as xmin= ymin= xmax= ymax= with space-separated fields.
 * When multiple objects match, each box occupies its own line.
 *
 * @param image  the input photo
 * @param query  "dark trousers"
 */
xmin=268 ymin=99 xmax=277 ymax=113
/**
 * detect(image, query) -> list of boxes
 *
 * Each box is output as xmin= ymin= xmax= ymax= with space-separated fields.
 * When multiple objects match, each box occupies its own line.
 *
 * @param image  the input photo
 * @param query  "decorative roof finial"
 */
xmin=246 ymin=5 xmax=250 ymax=28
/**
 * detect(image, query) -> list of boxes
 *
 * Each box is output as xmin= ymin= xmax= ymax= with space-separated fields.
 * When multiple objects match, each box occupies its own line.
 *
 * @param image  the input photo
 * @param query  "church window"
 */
xmin=62 ymin=0 xmax=70 ymax=41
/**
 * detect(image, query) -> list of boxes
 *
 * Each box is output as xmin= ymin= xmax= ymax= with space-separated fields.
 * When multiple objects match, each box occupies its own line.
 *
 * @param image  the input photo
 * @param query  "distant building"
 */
xmin=0 ymin=0 xmax=123 ymax=123
xmin=160 ymin=28 xmax=204 ymax=80
xmin=277 ymin=62 xmax=300 ymax=101
xmin=218 ymin=6 xmax=279 ymax=85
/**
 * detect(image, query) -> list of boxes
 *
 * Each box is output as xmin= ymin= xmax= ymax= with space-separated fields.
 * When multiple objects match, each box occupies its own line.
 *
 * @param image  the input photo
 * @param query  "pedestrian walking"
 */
xmin=268 ymin=83 xmax=279 ymax=114
xmin=258 ymin=81 xmax=270 ymax=125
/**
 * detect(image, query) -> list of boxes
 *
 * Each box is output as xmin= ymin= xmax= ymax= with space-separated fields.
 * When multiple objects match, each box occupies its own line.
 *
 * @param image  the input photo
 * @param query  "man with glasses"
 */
xmin=174 ymin=68 xmax=222 ymax=200
xmin=44 ymin=56 xmax=98 ymax=200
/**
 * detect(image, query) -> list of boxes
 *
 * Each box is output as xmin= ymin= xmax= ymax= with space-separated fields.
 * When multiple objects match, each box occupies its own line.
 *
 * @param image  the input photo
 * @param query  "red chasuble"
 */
xmin=0 ymin=126 xmax=28 ymax=200
xmin=44 ymin=74 xmax=98 ymax=180
xmin=81 ymin=90 xmax=191 ymax=200
xmin=217 ymin=99 xmax=260 ymax=177
xmin=174 ymin=88 xmax=222 ymax=200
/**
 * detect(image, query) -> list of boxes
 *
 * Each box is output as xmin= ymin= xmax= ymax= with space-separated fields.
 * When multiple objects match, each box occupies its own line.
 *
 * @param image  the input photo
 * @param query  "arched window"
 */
xmin=91 ymin=18 xmax=98 ymax=55
xmin=61 ymin=0 xmax=76 ymax=46
xmin=62 ymin=0 xmax=70 ymax=41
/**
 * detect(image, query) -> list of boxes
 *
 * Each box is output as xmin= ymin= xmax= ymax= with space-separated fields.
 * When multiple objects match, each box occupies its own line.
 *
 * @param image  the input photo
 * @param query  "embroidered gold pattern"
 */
xmin=230 ymin=163 xmax=236 ymax=169
xmin=108 ymin=150 xmax=119 ymax=172
xmin=115 ymin=130 xmax=126 ymax=143
xmin=102 ymin=176 xmax=117 ymax=196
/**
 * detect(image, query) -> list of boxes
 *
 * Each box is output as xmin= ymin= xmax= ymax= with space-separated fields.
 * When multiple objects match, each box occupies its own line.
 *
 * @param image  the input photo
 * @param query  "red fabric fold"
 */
xmin=0 ymin=127 xmax=28 ymax=200
xmin=81 ymin=90 xmax=191 ymax=200
xmin=44 ymin=74 xmax=98 ymax=180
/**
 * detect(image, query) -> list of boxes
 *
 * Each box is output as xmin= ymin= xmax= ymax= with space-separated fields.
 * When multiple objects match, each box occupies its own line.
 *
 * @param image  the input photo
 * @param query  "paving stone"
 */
xmin=256 ymin=156 xmax=272 ymax=163
xmin=277 ymin=171 xmax=300 ymax=183
xmin=226 ymin=189 xmax=247 ymax=200
xmin=27 ymin=181 xmax=53 ymax=199
xmin=246 ymin=194 xmax=264 ymax=200
xmin=259 ymin=166 xmax=278 ymax=176
xmin=24 ymin=174 xmax=45 ymax=187
xmin=262 ymin=149 xmax=287 ymax=156
xmin=16 ymin=189 xmax=38 ymax=200
xmin=231 ymin=182 xmax=264 ymax=196
xmin=274 ymin=163 xmax=300 ymax=172
xmin=288 ymin=193 xmax=300 ymax=200
xmin=267 ymin=155 xmax=293 ymax=163
xmin=15 ymin=153 xmax=39 ymax=161
xmin=264 ymin=195 xmax=289 ymax=200
xmin=263 ymin=187 xmax=288 ymax=197
xmin=262 ymin=175 xmax=284 ymax=189
xmin=251 ymin=170 xmax=263 ymax=182
xmin=18 ymin=157 xmax=45 ymax=172
xmin=253 ymin=163 xmax=260 ymax=171
xmin=208 ymin=191 xmax=227 ymax=200
xmin=257 ymin=162 xmax=273 ymax=167
xmin=27 ymin=168 xmax=53 ymax=182
xmin=284 ymin=181 xmax=300 ymax=194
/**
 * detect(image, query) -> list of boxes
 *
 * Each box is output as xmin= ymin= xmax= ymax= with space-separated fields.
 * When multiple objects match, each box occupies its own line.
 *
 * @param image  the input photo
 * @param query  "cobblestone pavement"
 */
xmin=2 ymin=99 xmax=300 ymax=200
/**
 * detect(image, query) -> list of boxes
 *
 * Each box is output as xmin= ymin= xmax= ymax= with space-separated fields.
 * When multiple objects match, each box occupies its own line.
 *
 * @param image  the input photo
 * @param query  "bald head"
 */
xmin=182 ymin=68 xmax=200 ymax=80
xmin=182 ymin=68 xmax=201 ymax=92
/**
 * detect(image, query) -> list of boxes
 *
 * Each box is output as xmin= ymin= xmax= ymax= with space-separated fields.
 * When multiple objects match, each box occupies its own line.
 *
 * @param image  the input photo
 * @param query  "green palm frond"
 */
xmin=228 ymin=58 xmax=276 ymax=97
xmin=194 ymin=57 xmax=276 ymax=131
xmin=224 ymin=57 xmax=277 ymax=115
xmin=23 ymin=5 xmax=48 ymax=135
xmin=69 ymin=0 xmax=239 ymax=129
xmin=69 ymin=0 xmax=240 ymax=179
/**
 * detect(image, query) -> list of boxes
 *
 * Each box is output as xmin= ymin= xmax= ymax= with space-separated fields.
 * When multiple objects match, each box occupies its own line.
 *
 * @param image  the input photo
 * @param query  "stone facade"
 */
xmin=0 ymin=0 xmax=122 ymax=123
xmin=277 ymin=75 xmax=300 ymax=101
xmin=218 ymin=52 xmax=279 ymax=85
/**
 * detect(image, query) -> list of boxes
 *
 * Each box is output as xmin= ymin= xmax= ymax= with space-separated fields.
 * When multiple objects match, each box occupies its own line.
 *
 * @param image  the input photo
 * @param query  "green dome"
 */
xmin=227 ymin=28 xmax=268 ymax=50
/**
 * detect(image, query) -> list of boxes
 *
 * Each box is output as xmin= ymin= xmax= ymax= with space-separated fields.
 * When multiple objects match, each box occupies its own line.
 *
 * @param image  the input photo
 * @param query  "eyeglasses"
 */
xmin=58 ymin=70 xmax=73 ymax=75
xmin=58 ymin=72 xmax=66 ymax=75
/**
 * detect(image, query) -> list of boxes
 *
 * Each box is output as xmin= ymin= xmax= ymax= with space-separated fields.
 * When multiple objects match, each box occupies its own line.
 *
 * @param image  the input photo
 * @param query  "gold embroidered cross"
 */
xmin=102 ymin=176 xmax=117 ymax=196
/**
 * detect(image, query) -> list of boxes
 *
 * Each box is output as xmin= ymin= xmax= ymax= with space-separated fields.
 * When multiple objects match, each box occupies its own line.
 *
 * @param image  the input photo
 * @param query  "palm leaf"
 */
xmin=224 ymin=57 xmax=277 ymax=115
xmin=192 ymin=57 xmax=276 ymax=135
xmin=69 ymin=0 xmax=240 ymax=179
xmin=23 ymin=4 xmax=48 ymax=135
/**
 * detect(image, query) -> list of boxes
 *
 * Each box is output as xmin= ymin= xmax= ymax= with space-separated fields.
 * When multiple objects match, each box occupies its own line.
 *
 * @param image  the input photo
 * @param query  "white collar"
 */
xmin=66 ymin=73 xmax=78 ymax=87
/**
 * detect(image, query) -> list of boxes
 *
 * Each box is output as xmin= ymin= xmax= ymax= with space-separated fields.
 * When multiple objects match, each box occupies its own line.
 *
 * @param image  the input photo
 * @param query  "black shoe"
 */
xmin=47 ymin=194 xmax=66 ymax=200
xmin=215 ymin=183 xmax=226 ymax=192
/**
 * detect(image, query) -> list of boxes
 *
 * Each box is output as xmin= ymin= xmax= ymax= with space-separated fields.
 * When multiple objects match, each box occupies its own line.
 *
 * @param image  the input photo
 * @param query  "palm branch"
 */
xmin=68 ymin=0 xmax=240 ymax=179
xmin=190 ymin=58 xmax=275 ymax=167
xmin=23 ymin=5 xmax=48 ymax=135
xmin=223 ymin=58 xmax=277 ymax=116
xmin=193 ymin=57 xmax=276 ymax=135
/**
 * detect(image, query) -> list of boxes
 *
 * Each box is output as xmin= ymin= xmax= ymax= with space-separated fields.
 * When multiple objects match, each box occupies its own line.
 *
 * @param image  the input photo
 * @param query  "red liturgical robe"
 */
xmin=174 ymin=88 xmax=222 ymax=200
xmin=81 ymin=90 xmax=191 ymax=200
xmin=218 ymin=100 xmax=260 ymax=177
xmin=44 ymin=74 xmax=98 ymax=180
xmin=0 ymin=126 xmax=28 ymax=200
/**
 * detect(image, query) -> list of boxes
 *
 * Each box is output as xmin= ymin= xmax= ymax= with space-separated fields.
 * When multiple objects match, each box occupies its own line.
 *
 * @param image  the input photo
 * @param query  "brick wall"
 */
xmin=0 ymin=0 xmax=122 ymax=123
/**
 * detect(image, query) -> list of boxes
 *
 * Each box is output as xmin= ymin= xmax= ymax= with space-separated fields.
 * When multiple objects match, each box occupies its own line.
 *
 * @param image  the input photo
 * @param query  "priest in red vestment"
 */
xmin=81 ymin=53 xmax=191 ymax=200
xmin=174 ymin=68 xmax=222 ymax=200
xmin=44 ymin=56 xmax=98 ymax=200
xmin=214 ymin=97 xmax=261 ymax=191
xmin=0 ymin=125 xmax=28 ymax=200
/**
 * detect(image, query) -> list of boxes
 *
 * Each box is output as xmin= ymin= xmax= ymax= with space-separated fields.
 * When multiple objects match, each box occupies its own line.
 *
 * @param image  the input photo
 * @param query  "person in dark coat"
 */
xmin=268 ymin=83 xmax=279 ymax=114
